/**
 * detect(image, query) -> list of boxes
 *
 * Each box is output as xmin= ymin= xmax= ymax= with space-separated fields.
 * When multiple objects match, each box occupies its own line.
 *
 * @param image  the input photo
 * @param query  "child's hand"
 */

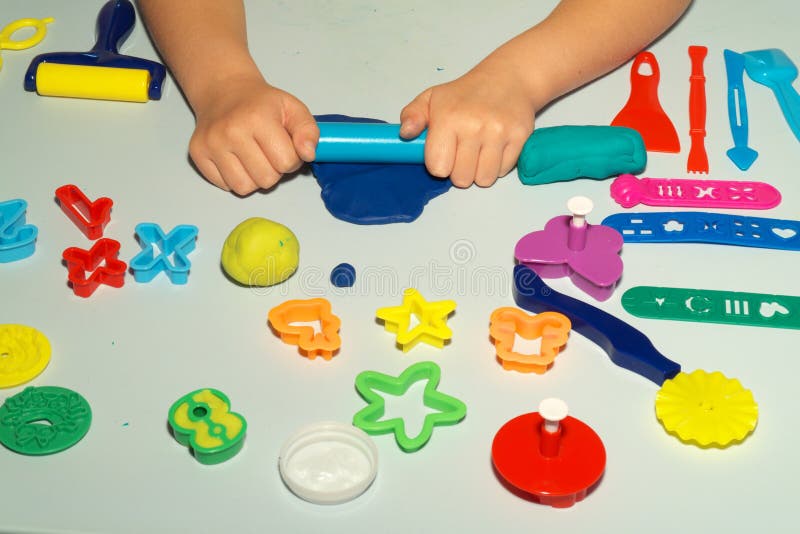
xmin=399 ymin=66 xmax=535 ymax=188
xmin=188 ymin=75 xmax=319 ymax=195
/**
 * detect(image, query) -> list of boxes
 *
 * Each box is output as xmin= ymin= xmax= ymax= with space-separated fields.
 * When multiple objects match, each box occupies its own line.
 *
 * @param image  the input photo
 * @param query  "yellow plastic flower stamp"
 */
xmin=0 ymin=325 xmax=51 ymax=388
xmin=489 ymin=308 xmax=571 ymax=373
xmin=376 ymin=288 xmax=456 ymax=352
xmin=655 ymin=369 xmax=758 ymax=448
xmin=168 ymin=388 xmax=247 ymax=464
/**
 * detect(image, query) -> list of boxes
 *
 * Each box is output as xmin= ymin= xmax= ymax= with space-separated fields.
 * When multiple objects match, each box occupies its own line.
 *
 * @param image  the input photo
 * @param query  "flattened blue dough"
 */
xmin=311 ymin=114 xmax=452 ymax=225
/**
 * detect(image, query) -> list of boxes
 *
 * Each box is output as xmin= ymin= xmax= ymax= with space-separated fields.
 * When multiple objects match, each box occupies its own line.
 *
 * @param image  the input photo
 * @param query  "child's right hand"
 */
xmin=188 ymin=75 xmax=319 ymax=195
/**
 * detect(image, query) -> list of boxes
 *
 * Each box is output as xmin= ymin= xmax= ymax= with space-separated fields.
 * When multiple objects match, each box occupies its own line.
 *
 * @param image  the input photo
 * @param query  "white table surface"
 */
xmin=1 ymin=1 xmax=799 ymax=533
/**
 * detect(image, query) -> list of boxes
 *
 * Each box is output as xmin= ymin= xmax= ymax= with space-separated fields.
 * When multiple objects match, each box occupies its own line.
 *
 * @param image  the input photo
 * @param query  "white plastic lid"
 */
xmin=278 ymin=421 xmax=378 ymax=505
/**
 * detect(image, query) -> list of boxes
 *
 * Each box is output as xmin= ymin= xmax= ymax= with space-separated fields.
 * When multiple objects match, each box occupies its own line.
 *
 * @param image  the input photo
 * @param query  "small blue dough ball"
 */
xmin=330 ymin=263 xmax=356 ymax=288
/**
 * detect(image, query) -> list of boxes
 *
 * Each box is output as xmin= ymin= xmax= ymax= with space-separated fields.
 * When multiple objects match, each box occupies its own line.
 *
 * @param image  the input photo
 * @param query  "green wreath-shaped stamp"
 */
xmin=0 ymin=386 xmax=92 ymax=455
xmin=168 ymin=388 xmax=247 ymax=464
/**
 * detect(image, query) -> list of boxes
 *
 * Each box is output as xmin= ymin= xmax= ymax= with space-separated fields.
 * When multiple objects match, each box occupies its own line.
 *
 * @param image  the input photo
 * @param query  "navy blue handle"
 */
xmin=513 ymin=264 xmax=681 ymax=385
xmin=92 ymin=0 xmax=136 ymax=54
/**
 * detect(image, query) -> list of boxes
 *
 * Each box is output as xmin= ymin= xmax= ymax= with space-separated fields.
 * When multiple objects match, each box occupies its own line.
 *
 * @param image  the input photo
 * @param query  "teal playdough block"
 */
xmin=517 ymin=125 xmax=646 ymax=185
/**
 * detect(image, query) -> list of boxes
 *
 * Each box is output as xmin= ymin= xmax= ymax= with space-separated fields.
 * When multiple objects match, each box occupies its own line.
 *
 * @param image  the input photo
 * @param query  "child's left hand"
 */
xmin=399 ymin=66 xmax=536 ymax=188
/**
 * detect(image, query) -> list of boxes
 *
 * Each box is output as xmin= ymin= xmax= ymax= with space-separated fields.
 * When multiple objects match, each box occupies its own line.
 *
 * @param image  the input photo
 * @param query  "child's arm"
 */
xmin=136 ymin=0 xmax=318 ymax=195
xmin=400 ymin=0 xmax=693 ymax=188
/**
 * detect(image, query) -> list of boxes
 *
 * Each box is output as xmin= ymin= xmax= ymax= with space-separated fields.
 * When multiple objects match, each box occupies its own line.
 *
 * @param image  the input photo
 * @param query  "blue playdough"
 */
xmin=311 ymin=115 xmax=452 ymax=225
xmin=330 ymin=263 xmax=356 ymax=287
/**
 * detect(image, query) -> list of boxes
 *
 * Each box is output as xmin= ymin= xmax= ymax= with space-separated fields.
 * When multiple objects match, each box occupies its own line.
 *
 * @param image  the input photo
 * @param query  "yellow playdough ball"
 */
xmin=221 ymin=217 xmax=300 ymax=286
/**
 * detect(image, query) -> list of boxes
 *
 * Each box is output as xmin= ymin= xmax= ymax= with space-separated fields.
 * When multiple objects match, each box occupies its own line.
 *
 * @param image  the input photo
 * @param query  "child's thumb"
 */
xmin=399 ymin=89 xmax=432 ymax=139
xmin=286 ymin=105 xmax=320 ymax=162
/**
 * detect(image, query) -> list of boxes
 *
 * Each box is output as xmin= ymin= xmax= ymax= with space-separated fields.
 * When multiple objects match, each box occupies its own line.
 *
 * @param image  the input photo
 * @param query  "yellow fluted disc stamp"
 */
xmin=0 ymin=325 xmax=51 ymax=388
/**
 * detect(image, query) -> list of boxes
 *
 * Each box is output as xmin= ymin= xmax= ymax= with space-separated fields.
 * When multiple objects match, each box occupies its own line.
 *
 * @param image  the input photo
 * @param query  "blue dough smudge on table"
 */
xmin=311 ymin=114 xmax=452 ymax=225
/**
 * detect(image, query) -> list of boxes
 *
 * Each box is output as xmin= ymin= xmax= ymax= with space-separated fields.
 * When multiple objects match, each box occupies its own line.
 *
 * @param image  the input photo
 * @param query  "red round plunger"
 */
xmin=492 ymin=399 xmax=606 ymax=508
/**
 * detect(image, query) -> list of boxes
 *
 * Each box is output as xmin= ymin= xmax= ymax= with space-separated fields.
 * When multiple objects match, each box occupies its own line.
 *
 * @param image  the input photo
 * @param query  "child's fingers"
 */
xmin=449 ymin=138 xmax=481 ymax=188
xmin=289 ymin=119 xmax=320 ymax=163
xmin=236 ymin=141 xmax=281 ymax=190
xmin=193 ymin=156 xmax=230 ymax=192
xmin=499 ymin=138 xmax=526 ymax=177
xmin=474 ymin=144 xmax=504 ymax=187
xmin=423 ymin=125 xmax=457 ymax=178
xmin=216 ymin=152 xmax=260 ymax=196
xmin=257 ymin=129 xmax=303 ymax=176
xmin=400 ymin=89 xmax=432 ymax=139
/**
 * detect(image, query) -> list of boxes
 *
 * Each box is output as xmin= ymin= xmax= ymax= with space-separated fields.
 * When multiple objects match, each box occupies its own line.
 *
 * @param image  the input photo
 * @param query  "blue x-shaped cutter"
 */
xmin=130 ymin=223 xmax=198 ymax=284
xmin=0 ymin=199 xmax=38 ymax=263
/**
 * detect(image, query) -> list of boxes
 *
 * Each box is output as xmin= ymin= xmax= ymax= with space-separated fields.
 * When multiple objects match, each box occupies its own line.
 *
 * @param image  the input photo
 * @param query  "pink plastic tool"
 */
xmin=514 ymin=197 xmax=623 ymax=301
xmin=610 ymin=174 xmax=781 ymax=210
xmin=55 ymin=184 xmax=113 ymax=240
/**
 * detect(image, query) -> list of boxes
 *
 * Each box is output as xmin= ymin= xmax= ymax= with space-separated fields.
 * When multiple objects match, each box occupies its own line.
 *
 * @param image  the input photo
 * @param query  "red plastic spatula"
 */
xmin=612 ymin=51 xmax=680 ymax=153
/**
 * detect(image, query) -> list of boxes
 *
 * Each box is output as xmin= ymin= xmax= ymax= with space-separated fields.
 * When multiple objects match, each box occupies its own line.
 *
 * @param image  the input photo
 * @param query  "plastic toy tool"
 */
xmin=55 ymin=185 xmax=113 ymax=240
xmin=602 ymin=211 xmax=800 ymax=251
xmin=612 ymin=51 xmax=680 ymax=152
xmin=130 ymin=223 xmax=198 ymax=284
xmin=515 ymin=196 xmax=623 ymax=301
xmin=489 ymin=308 xmax=571 ymax=373
xmin=0 ymin=17 xmax=54 ymax=72
xmin=376 ymin=288 xmax=456 ymax=351
xmin=0 ymin=386 xmax=92 ymax=455
xmin=168 ymin=388 xmax=247 ymax=464
xmin=0 ymin=199 xmax=38 ymax=263
xmin=62 ymin=238 xmax=127 ymax=297
xmin=622 ymin=285 xmax=800 ymax=330
xmin=687 ymin=45 xmax=709 ymax=173
xmin=316 ymin=122 xmax=426 ymax=163
xmin=724 ymin=50 xmax=759 ymax=170
xmin=24 ymin=0 xmax=166 ymax=102
xmin=610 ymin=174 xmax=781 ymax=210
xmin=0 ymin=324 xmax=51 ymax=389
xmin=353 ymin=361 xmax=466 ymax=452
xmin=655 ymin=369 xmax=758 ymax=448
xmin=268 ymin=298 xmax=342 ymax=360
xmin=513 ymin=265 xmax=681 ymax=385
xmin=743 ymin=48 xmax=800 ymax=142
xmin=492 ymin=398 xmax=606 ymax=508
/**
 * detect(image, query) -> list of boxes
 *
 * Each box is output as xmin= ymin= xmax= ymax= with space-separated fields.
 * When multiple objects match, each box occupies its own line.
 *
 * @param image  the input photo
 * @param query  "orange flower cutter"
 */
xmin=268 ymin=298 xmax=342 ymax=360
xmin=489 ymin=308 xmax=571 ymax=373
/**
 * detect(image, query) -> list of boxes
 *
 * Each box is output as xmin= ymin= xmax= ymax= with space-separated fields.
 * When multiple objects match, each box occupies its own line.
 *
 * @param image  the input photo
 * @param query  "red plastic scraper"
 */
xmin=612 ymin=51 xmax=680 ymax=153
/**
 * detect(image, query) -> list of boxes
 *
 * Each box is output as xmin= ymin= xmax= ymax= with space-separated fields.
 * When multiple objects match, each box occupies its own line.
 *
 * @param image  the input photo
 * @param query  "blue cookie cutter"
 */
xmin=130 ymin=223 xmax=198 ymax=284
xmin=601 ymin=211 xmax=800 ymax=251
xmin=513 ymin=264 xmax=681 ymax=385
xmin=0 ymin=199 xmax=38 ymax=263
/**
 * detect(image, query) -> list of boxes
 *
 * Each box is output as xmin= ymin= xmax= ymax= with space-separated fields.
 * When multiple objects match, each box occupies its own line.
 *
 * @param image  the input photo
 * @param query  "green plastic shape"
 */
xmin=168 ymin=388 xmax=247 ymax=465
xmin=0 ymin=386 xmax=92 ymax=455
xmin=517 ymin=125 xmax=646 ymax=185
xmin=622 ymin=286 xmax=800 ymax=330
xmin=353 ymin=361 xmax=466 ymax=452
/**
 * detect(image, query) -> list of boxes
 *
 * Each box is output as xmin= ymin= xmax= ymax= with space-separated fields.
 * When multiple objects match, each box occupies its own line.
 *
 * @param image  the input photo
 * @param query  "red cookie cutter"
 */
xmin=268 ymin=298 xmax=342 ymax=360
xmin=62 ymin=238 xmax=127 ymax=298
xmin=55 ymin=184 xmax=113 ymax=240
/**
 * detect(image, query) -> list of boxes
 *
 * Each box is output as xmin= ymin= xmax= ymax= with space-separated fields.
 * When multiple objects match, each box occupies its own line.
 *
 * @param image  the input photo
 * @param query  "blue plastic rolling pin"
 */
xmin=315 ymin=122 xmax=427 ymax=163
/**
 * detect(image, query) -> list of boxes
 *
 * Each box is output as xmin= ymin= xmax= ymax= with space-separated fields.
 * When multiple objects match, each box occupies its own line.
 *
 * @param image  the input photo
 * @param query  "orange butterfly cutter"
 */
xmin=268 ymin=298 xmax=342 ymax=360
xmin=489 ymin=308 xmax=571 ymax=373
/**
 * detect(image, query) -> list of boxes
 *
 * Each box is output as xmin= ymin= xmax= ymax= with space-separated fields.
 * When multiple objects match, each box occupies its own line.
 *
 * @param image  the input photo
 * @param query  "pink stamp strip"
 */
xmin=610 ymin=174 xmax=781 ymax=210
